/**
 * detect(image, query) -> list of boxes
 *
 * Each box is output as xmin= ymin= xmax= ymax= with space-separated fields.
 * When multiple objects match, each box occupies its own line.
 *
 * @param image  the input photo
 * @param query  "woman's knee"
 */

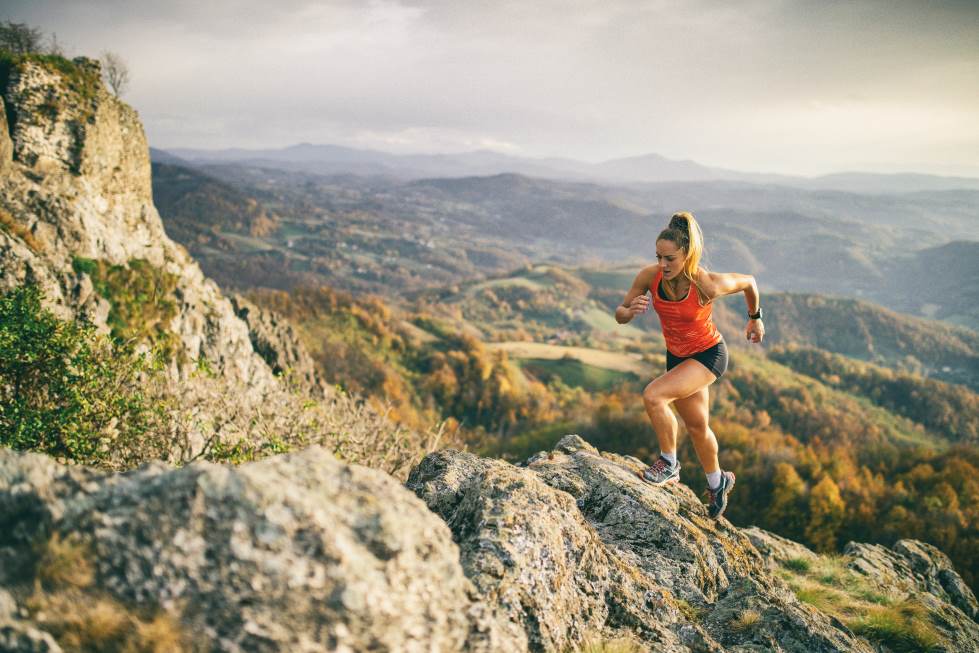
xmin=642 ymin=383 xmax=671 ymax=408
xmin=685 ymin=423 xmax=710 ymax=440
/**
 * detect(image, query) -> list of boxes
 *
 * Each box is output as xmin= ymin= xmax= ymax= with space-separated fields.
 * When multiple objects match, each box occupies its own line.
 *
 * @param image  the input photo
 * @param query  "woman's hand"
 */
xmin=745 ymin=319 xmax=765 ymax=344
xmin=626 ymin=292 xmax=650 ymax=318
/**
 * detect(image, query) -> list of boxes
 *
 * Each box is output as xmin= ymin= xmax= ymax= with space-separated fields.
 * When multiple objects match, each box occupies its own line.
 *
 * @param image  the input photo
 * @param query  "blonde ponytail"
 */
xmin=657 ymin=211 xmax=709 ymax=301
xmin=667 ymin=211 xmax=705 ymax=282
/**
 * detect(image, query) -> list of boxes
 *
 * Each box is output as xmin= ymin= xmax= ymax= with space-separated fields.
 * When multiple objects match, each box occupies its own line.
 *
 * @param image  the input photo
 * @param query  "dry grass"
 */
xmin=574 ymin=634 xmax=643 ymax=653
xmin=29 ymin=590 xmax=189 ymax=653
xmin=107 ymin=363 xmax=462 ymax=481
xmin=21 ymin=533 xmax=192 ymax=653
xmin=36 ymin=532 xmax=94 ymax=590
xmin=0 ymin=207 xmax=43 ymax=253
xmin=676 ymin=598 xmax=708 ymax=622
xmin=730 ymin=608 xmax=762 ymax=632
xmin=778 ymin=553 xmax=942 ymax=652
xmin=849 ymin=600 xmax=942 ymax=653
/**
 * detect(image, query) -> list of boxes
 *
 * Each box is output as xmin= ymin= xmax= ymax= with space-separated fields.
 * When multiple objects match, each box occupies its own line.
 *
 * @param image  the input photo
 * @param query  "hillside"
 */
xmin=165 ymin=142 xmax=979 ymax=193
xmin=238 ymin=260 xmax=979 ymax=593
xmin=150 ymin=159 xmax=979 ymax=333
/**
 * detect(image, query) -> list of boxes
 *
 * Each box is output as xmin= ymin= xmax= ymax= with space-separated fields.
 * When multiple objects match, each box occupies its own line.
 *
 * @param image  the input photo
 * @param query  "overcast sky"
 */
xmin=4 ymin=0 xmax=978 ymax=176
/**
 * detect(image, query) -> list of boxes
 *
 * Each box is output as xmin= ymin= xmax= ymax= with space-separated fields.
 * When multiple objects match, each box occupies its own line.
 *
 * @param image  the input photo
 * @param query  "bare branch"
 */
xmin=100 ymin=50 xmax=130 ymax=97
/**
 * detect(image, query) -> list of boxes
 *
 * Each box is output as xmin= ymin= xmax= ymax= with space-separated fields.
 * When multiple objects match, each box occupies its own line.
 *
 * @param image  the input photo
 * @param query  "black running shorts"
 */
xmin=666 ymin=339 xmax=729 ymax=380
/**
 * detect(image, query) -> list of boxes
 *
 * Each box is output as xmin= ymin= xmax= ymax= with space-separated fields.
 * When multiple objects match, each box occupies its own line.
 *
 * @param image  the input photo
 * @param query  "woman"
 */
xmin=615 ymin=211 xmax=764 ymax=519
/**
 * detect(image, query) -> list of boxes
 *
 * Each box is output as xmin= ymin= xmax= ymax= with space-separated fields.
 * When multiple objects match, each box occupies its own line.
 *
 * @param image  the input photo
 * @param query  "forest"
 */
xmin=242 ymin=276 xmax=979 ymax=592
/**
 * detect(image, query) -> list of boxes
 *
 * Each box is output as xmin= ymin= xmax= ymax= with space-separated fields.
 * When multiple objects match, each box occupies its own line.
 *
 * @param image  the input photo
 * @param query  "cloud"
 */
xmin=5 ymin=0 xmax=978 ymax=175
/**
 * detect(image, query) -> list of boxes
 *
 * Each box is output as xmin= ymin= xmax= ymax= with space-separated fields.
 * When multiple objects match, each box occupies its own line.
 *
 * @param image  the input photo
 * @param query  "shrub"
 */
xmin=781 ymin=557 xmax=812 ymax=573
xmin=850 ymin=600 xmax=942 ymax=653
xmin=138 ymin=365 xmax=457 ymax=480
xmin=0 ymin=283 xmax=161 ymax=464
xmin=0 ymin=283 xmax=461 ymax=479
xmin=71 ymin=256 xmax=182 ymax=360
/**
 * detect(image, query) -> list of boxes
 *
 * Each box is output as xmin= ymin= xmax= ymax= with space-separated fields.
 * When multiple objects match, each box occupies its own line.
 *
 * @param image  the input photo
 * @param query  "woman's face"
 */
xmin=656 ymin=239 xmax=686 ymax=281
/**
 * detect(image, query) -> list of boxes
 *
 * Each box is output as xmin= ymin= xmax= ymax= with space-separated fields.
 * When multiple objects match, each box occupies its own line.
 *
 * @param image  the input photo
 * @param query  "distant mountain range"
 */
xmin=148 ymin=159 xmax=979 ymax=333
xmin=153 ymin=145 xmax=979 ymax=195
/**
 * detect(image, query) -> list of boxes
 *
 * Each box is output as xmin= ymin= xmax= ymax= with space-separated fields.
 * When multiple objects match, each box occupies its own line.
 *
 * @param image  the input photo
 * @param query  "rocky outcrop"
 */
xmin=1 ymin=435 xmax=976 ymax=652
xmin=230 ymin=293 xmax=324 ymax=394
xmin=846 ymin=539 xmax=979 ymax=621
xmin=408 ymin=435 xmax=876 ymax=652
xmin=0 ymin=55 xmax=310 ymax=392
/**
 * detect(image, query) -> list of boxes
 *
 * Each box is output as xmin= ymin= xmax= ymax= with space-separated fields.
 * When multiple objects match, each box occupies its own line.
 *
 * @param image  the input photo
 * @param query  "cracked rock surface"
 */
xmin=2 ymin=435 xmax=977 ymax=651
xmin=407 ymin=435 xmax=878 ymax=652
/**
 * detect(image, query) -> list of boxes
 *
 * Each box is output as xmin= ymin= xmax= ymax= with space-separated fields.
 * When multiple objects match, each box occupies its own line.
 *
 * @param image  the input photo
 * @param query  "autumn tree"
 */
xmin=805 ymin=475 xmax=846 ymax=552
xmin=766 ymin=462 xmax=809 ymax=540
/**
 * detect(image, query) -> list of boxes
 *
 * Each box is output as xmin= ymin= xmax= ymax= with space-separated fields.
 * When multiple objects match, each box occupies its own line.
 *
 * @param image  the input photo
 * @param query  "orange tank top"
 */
xmin=651 ymin=267 xmax=722 ymax=357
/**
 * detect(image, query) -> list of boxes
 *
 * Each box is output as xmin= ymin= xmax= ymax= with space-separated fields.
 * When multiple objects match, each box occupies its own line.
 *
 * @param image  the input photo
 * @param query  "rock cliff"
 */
xmin=1 ymin=434 xmax=976 ymax=652
xmin=0 ymin=54 xmax=314 ymax=392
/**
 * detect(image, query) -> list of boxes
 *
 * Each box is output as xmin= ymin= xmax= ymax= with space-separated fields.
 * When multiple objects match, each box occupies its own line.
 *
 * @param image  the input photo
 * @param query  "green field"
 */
xmin=487 ymin=342 xmax=652 ymax=375
xmin=517 ymin=357 xmax=640 ymax=391
xmin=576 ymin=267 xmax=639 ymax=292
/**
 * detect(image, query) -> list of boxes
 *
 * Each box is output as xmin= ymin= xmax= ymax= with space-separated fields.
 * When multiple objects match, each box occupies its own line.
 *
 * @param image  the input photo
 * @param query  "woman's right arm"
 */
xmin=615 ymin=265 xmax=658 ymax=324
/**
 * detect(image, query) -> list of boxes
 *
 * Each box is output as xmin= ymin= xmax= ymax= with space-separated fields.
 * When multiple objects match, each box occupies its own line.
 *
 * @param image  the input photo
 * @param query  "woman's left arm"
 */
xmin=700 ymin=270 xmax=764 ymax=343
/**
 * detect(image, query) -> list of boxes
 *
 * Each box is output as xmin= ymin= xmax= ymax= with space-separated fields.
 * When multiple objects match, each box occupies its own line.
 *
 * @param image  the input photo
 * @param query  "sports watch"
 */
xmin=748 ymin=307 xmax=763 ymax=320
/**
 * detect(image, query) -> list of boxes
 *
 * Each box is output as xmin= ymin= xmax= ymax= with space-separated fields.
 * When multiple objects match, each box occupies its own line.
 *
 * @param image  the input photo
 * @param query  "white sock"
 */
xmin=707 ymin=470 xmax=722 ymax=489
xmin=660 ymin=451 xmax=677 ymax=466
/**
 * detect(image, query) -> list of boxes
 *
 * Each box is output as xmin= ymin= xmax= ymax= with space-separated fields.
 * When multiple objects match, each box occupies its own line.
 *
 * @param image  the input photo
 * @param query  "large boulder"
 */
xmin=844 ymin=538 xmax=979 ymax=650
xmin=0 ymin=446 xmax=514 ymax=652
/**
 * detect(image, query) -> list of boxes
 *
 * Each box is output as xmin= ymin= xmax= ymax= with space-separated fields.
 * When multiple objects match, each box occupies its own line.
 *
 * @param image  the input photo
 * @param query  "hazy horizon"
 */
xmin=5 ymin=0 xmax=978 ymax=178
xmin=159 ymin=141 xmax=979 ymax=181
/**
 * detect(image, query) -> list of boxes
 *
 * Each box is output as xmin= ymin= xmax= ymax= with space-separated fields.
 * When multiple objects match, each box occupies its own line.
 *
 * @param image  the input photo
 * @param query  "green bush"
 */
xmin=0 ymin=283 xmax=160 ymax=464
xmin=0 ymin=283 xmax=462 ymax=478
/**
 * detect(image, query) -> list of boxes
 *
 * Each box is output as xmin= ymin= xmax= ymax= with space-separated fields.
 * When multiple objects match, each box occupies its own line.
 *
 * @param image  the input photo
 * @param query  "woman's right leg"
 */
xmin=642 ymin=359 xmax=715 ymax=455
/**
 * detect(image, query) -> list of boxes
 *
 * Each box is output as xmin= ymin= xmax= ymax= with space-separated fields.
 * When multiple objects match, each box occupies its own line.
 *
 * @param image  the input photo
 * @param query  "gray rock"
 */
xmin=845 ymin=537 xmax=979 ymax=649
xmin=0 ymin=97 xmax=12 ymax=172
xmin=407 ymin=443 xmax=873 ymax=653
xmin=0 ymin=622 xmax=63 ymax=653
xmin=0 ymin=446 xmax=502 ymax=652
xmin=230 ymin=293 xmax=324 ymax=395
xmin=0 ymin=56 xmax=284 ymax=394
xmin=741 ymin=526 xmax=818 ymax=570
xmin=3 ymin=434 xmax=977 ymax=652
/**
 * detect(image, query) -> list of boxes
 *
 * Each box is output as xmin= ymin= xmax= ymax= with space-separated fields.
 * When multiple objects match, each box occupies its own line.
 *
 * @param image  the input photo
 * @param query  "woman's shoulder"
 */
xmin=694 ymin=266 xmax=716 ymax=288
xmin=639 ymin=263 xmax=661 ymax=285
xmin=693 ymin=266 xmax=716 ymax=303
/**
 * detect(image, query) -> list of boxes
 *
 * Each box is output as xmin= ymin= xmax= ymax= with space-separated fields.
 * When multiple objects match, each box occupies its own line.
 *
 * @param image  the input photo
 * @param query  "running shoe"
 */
xmin=705 ymin=470 xmax=736 ymax=519
xmin=639 ymin=456 xmax=681 ymax=485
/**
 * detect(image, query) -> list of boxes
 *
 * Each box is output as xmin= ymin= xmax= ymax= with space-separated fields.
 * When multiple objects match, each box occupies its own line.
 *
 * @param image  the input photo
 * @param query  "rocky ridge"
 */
xmin=0 ymin=55 xmax=313 ymax=392
xmin=1 ymin=434 xmax=976 ymax=652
